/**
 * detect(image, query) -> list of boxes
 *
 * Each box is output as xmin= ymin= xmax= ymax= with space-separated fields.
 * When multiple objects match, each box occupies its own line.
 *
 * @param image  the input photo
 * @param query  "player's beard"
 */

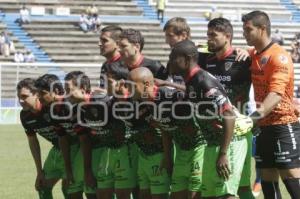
xmin=208 ymin=41 xmax=226 ymax=53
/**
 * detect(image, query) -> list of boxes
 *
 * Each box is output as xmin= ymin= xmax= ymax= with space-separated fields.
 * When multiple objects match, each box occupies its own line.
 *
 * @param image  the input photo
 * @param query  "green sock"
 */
xmin=239 ymin=190 xmax=255 ymax=199
xmin=38 ymin=187 xmax=53 ymax=199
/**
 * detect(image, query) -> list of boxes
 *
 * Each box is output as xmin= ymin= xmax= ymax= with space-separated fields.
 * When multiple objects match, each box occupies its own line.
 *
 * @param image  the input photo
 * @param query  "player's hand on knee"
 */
xmin=216 ymin=153 xmax=231 ymax=181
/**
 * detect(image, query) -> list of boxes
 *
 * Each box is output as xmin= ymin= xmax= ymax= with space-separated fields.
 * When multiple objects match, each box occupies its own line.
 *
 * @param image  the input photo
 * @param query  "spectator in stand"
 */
xmin=19 ymin=5 xmax=30 ymax=25
xmin=24 ymin=50 xmax=35 ymax=62
xmin=291 ymin=44 xmax=300 ymax=63
xmin=291 ymin=34 xmax=300 ymax=63
xmin=79 ymin=12 xmax=92 ymax=32
xmin=272 ymin=29 xmax=284 ymax=45
xmin=156 ymin=0 xmax=166 ymax=23
xmin=86 ymin=4 xmax=98 ymax=16
xmin=91 ymin=14 xmax=101 ymax=32
xmin=14 ymin=51 xmax=24 ymax=63
xmin=0 ymin=31 xmax=11 ymax=57
xmin=204 ymin=6 xmax=222 ymax=21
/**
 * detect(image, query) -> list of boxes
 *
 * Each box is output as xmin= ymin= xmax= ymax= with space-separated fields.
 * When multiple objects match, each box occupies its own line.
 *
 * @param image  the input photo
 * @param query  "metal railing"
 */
xmin=0 ymin=62 xmax=101 ymax=124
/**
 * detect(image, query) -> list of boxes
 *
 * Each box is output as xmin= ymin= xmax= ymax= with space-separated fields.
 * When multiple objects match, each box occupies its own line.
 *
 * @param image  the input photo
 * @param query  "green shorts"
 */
xmin=43 ymin=146 xmax=65 ymax=180
xmin=171 ymin=144 xmax=205 ymax=193
xmin=239 ymin=133 xmax=253 ymax=187
xmin=138 ymin=152 xmax=170 ymax=194
xmin=71 ymin=146 xmax=105 ymax=194
xmin=97 ymin=143 xmax=138 ymax=189
xmin=201 ymin=137 xmax=247 ymax=197
xmin=66 ymin=144 xmax=83 ymax=194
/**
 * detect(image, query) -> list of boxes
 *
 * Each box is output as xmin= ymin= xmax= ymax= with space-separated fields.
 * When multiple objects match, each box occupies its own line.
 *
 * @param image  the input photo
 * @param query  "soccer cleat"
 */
xmin=252 ymin=182 xmax=262 ymax=197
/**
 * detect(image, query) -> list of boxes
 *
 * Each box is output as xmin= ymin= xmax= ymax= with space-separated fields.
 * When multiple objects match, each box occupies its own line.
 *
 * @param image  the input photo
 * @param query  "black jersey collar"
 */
xmin=255 ymin=42 xmax=274 ymax=55
xmin=128 ymin=54 xmax=144 ymax=70
xmin=207 ymin=47 xmax=234 ymax=62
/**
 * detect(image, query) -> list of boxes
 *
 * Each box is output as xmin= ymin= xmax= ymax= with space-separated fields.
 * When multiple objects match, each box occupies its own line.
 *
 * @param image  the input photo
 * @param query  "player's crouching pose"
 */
xmin=18 ymin=78 xmax=68 ymax=199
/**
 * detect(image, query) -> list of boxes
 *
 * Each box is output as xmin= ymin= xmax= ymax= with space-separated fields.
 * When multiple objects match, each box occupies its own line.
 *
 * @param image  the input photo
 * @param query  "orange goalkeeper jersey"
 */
xmin=250 ymin=42 xmax=298 ymax=126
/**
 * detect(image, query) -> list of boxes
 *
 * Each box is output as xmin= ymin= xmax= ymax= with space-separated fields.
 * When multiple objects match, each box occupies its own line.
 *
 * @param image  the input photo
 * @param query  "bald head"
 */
xmin=128 ymin=67 xmax=154 ymax=84
xmin=128 ymin=67 xmax=155 ymax=100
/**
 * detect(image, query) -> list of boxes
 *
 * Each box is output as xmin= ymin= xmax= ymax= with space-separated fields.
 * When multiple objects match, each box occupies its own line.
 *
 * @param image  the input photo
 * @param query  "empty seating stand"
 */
xmin=22 ymin=19 xmax=170 ymax=64
xmin=0 ymin=0 xmax=142 ymax=16
xmin=164 ymin=0 xmax=292 ymax=21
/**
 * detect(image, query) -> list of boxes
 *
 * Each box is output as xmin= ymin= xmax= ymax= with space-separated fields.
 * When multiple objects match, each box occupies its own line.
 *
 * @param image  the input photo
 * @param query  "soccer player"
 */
xmin=163 ymin=17 xmax=190 ymax=48
xmin=35 ymin=74 xmax=85 ymax=199
xmin=202 ymin=18 xmax=254 ymax=199
xmin=127 ymin=66 xmax=207 ymax=199
xmin=169 ymin=39 xmax=248 ymax=198
xmin=162 ymin=17 xmax=254 ymax=199
xmin=99 ymin=25 xmax=124 ymax=90
xmin=118 ymin=28 xmax=168 ymax=80
xmin=95 ymin=64 xmax=138 ymax=199
xmin=17 ymin=78 xmax=68 ymax=199
xmin=98 ymin=25 xmax=140 ymax=199
xmin=63 ymin=71 xmax=98 ymax=199
xmin=242 ymin=11 xmax=300 ymax=199
xmin=115 ymin=68 xmax=172 ymax=199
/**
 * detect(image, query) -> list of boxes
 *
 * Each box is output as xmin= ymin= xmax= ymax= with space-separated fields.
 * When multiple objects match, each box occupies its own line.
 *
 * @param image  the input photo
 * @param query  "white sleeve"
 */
xmin=247 ymin=84 xmax=256 ymax=115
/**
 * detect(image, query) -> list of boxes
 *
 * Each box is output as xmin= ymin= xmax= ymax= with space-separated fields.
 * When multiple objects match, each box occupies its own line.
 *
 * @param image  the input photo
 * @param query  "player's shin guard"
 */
xmin=261 ymin=181 xmax=282 ymax=199
xmin=61 ymin=186 xmax=68 ymax=199
xmin=38 ymin=187 xmax=53 ymax=199
xmin=238 ymin=190 xmax=255 ymax=199
xmin=283 ymin=178 xmax=300 ymax=199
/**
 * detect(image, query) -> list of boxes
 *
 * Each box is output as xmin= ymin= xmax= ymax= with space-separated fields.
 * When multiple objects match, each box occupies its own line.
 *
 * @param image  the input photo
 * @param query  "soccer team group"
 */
xmin=17 ymin=10 xmax=300 ymax=199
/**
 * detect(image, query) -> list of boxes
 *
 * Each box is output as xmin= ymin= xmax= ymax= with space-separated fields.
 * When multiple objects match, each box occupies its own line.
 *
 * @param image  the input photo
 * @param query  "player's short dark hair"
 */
xmin=107 ymin=65 xmax=129 ymax=80
xmin=101 ymin=25 xmax=123 ymax=42
xmin=65 ymin=71 xmax=91 ymax=93
xmin=35 ymin=74 xmax=64 ymax=95
xmin=242 ymin=10 xmax=271 ymax=36
xmin=120 ymin=28 xmax=144 ymax=52
xmin=171 ymin=39 xmax=199 ymax=62
xmin=17 ymin=78 xmax=38 ymax=93
xmin=208 ymin=17 xmax=233 ymax=43
xmin=163 ymin=17 xmax=191 ymax=38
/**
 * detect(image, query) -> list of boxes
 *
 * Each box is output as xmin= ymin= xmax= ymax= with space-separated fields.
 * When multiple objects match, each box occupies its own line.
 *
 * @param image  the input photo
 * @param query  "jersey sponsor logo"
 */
xmin=224 ymin=62 xmax=233 ymax=71
xmin=90 ymin=128 xmax=110 ymax=135
xmin=206 ymin=64 xmax=216 ymax=68
xmin=36 ymin=127 xmax=57 ymax=138
xmin=215 ymin=75 xmax=231 ymax=82
xmin=260 ymin=56 xmax=270 ymax=66
xmin=279 ymin=54 xmax=288 ymax=64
